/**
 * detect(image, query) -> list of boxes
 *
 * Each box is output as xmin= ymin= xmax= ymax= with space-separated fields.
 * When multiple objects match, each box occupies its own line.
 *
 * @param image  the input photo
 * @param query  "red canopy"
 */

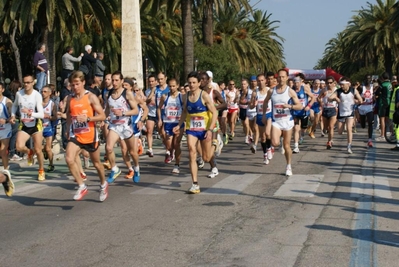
xmin=326 ymin=68 xmax=343 ymax=82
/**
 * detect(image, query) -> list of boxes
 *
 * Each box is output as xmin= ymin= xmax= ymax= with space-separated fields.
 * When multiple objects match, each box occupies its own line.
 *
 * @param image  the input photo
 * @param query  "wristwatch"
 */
xmin=86 ymin=117 xmax=91 ymax=122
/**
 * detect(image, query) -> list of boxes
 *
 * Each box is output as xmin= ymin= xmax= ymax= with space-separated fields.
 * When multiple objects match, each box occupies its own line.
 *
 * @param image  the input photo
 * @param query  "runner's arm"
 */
xmin=124 ymin=90 xmax=139 ymax=116
xmin=50 ymin=102 xmax=57 ymax=121
xmin=249 ymin=92 xmax=257 ymax=109
xmin=157 ymin=95 xmax=166 ymax=122
xmin=304 ymin=87 xmax=315 ymax=111
xmin=203 ymin=92 xmax=218 ymax=130
xmin=32 ymin=92 xmax=44 ymax=119
xmin=88 ymin=93 xmax=106 ymax=122
xmin=11 ymin=92 xmax=19 ymax=117
xmin=214 ymin=90 xmax=227 ymax=110
xmin=262 ymin=89 xmax=273 ymax=117
xmin=354 ymin=90 xmax=363 ymax=105
xmin=137 ymin=97 xmax=149 ymax=122
xmin=176 ymin=97 xmax=187 ymax=129
xmin=289 ymin=89 xmax=305 ymax=110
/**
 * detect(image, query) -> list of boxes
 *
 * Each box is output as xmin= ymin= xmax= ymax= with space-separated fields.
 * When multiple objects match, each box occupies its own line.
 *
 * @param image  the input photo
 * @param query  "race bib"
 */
xmin=72 ymin=117 xmax=90 ymax=134
xmin=43 ymin=113 xmax=51 ymax=127
xmin=189 ymin=116 xmax=205 ymax=131
xmin=166 ymin=106 xmax=181 ymax=120
xmin=111 ymin=108 xmax=125 ymax=124
xmin=326 ymin=102 xmax=336 ymax=108
xmin=274 ymin=104 xmax=289 ymax=118
xmin=257 ymin=100 xmax=264 ymax=113
xmin=21 ymin=110 xmax=34 ymax=123
xmin=299 ymin=99 xmax=306 ymax=107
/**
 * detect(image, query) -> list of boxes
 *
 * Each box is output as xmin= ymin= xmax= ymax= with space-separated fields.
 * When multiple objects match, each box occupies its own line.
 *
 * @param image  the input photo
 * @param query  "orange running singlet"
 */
xmin=69 ymin=92 xmax=97 ymax=144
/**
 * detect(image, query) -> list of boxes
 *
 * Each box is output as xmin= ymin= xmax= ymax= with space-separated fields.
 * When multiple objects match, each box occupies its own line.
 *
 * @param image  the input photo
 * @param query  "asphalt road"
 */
xmin=0 ymin=126 xmax=398 ymax=267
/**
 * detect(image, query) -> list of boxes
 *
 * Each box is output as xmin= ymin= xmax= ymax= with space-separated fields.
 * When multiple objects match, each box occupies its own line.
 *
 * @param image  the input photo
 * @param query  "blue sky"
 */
xmin=255 ymin=0 xmax=371 ymax=69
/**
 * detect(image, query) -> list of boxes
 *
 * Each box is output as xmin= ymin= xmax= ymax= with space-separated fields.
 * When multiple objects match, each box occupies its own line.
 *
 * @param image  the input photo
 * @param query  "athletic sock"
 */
xmin=261 ymin=142 xmax=267 ymax=153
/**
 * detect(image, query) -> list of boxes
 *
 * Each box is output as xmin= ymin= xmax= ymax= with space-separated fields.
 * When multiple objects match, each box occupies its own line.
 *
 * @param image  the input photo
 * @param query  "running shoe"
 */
xmin=10 ymin=154 xmax=22 ymax=161
xmin=250 ymin=144 xmax=256 ymax=154
xmin=326 ymin=141 xmax=332 ymax=149
xmin=207 ymin=167 xmax=219 ymax=178
xmin=107 ymin=167 xmax=121 ymax=183
xmin=73 ymin=185 xmax=88 ymax=201
xmin=286 ymin=166 xmax=293 ymax=176
xmin=133 ymin=170 xmax=141 ymax=183
xmin=229 ymin=132 xmax=235 ymax=140
xmin=213 ymin=139 xmax=221 ymax=157
xmin=165 ymin=154 xmax=172 ymax=164
xmin=375 ymin=136 xmax=385 ymax=142
xmin=197 ymin=158 xmax=205 ymax=169
xmin=309 ymin=132 xmax=315 ymax=139
xmin=137 ymin=139 xmax=143 ymax=155
xmin=299 ymin=137 xmax=304 ymax=145
xmin=38 ymin=170 xmax=45 ymax=181
xmin=27 ymin=149 xmax=34 ymax=166
xmin=217 ymin=133 xmax=224 ymax=155
xmin=172 ymin=165 xmax=180 ymax=174
xmin=245 ymin=135 xmax=250 ymax=145
xmin=103 ymin=160 xmax=111 ymax=170
xmin=188 ymin=183 xmax=200 ymax=194
xmin=146 ymin=149 xmax=154 ymax=157
xmin=321 ymin=130 xmax=326 ymax=137
xmin=99 ymin=182 xmax=109 ymax=202
xmin=47 ymin=164 xmax=55 ymax=172
xmin=263 ymin=154 xmax=270 ymax=165
xmin=280 ymin=143 xmax=285 ymax=155
xmin=42 ymin=149 xmax=48 ymax=160
xmin=223 ymin=134 xmax=229 ymax=145
xmin=83 ymin=157 xmax=90 ymax=169
xmin=2 ymin=170 xmax=14 ymax=197
xmin=353 ymin=127 xmax=357 ymax=133
xmin=181 ymin=135 xmax=187 ymax=141
xmin=125 ymin=170 xmax=134 ymax=179
xmin=267 ymin=148 xmax=273 ymax=160
xmin=367 ymin=140 xmax=373 ymax=148
xmin=347 ymin=146 xmax=353 ymax=154
xmin=293 ymin=147 xmax=300 ymax=154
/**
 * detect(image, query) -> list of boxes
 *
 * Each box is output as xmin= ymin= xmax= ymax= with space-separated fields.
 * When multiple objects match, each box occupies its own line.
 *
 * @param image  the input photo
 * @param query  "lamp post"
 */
xmin=195 ymin=59 xmax=198 ymax=71
xmin=56 ymin=76 xmax=62 ymax=92
xmin=5 ymin=78 xmax=10 ymax=90
xmin=145 ymin=58 xmax=148 ymax=89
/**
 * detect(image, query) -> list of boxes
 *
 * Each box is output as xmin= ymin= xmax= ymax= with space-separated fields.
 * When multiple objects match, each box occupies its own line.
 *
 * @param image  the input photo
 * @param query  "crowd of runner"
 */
xmin=0 ymin=69 xmax=396 ymax=200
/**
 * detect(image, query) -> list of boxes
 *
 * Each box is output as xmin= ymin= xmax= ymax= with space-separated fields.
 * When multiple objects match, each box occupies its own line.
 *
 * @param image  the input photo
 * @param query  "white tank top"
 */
xmin=239 ymin=89 xmax=251 ymax=109
xmin=42 ymin=100 xmax=54 ymax=128
xmin=271 ymin=86 xmax=292 ymax=122
xmin=0 ymin=96 xmax=10 ymax=121
xmin=256 ymin=89 xmax=271 ymax=115
xmin=227 ymin=89 xmax=238 ymax=109
xmin=162 ymin=93 xmax=183 ymax=123
xmin=338 ymin=88 xmax=355 ymax=117
xmin=108 ymin=90 xmax=131 ymax=125
xmin=322 ymin=90 xmax=337 ymax=109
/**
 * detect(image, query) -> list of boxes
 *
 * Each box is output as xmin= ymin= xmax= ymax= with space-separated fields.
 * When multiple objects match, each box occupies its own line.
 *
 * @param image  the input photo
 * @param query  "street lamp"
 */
xmin=195 ymin=59 xmax=198 ymax=71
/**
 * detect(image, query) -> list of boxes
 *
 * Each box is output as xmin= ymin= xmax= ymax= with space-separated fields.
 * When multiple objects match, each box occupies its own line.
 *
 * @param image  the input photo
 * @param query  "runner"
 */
xmin=41 ymin=85 xmax=57 ymax=172
xmin=238 ymin=79 xmax=253 ymax=144
xmin=308 ymin=79 xmax=323 ymax=138
xmin=157 ymin=78 xmax=184 ymax=173
xmin=319 ymin=77 xmax=338 ymax=149
xmin=248 ymin=75 xmax=259 ymax=153
xmin=144 ymin=74 xmax=157 ymax=157
xmin=173 ymin=71 xmax=219 ymax=194
xmin=263 ymin=69 xmax=303 ymax=176
xmin=0 ymin=84 xmax=12 ymax=170
xmin=10 ymin=74 xmax=45 ymax=181
xmin=101 ymin=74 xmax=113 ymax=170
xmin=105 ymin=72 xmax=140 ymax=183
xmin=291 ymin=77 xmax=315 ymax=153
xmin=155 ymin=72 xmax=170 ymax=155
xmin=65 ymin=70 xmax=108 ymax=201
xmin=329 ymin=77 xmax=363 ymax=154
xmin=226 ymin=80 xmax=239 ymax=140
xmin=218 ymin=81 xmax=229 ymax=144
xmin=358 ymin=78 xmax=375 ymax=147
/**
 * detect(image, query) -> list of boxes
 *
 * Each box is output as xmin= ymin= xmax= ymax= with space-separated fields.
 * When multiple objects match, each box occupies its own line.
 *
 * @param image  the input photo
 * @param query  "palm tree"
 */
xmin=182 ymin=0 xmax=195 ymax=78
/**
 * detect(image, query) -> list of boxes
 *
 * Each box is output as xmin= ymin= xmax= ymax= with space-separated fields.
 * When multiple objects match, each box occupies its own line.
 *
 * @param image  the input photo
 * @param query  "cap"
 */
xmin=293 ymin=77 xmax=301 ymax=82
xmin=320 ymin=80 xmax=325 ymax=84
xmin=250 ymin=75 xmax=257 ymax=81
xmin=84 ymin=45 xmax=92 ymax=52
xmin=206 ymin=71 xmax=213 ymax=78
xmin=124 ymin=78 xmax=134 ymax=87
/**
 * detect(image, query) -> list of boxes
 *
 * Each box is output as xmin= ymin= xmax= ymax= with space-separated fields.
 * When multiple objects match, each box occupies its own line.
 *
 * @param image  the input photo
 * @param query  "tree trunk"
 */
xmin=182 ymin=0 xmax=194 ymax=79
xmin=42 ymin=28 xmax=57 ymax=85
xmin=384 ymin=48 xmax=393 ymax=77
xmin=202 ymin=0 xmax=213 ymax=46
xmin=10 ymin=20 xmax=22 ymax=82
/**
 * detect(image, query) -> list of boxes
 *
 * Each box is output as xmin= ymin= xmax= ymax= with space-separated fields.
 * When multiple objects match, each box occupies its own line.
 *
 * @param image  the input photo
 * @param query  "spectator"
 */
xmin=61 ymin=46 xmax=83 ymax=82
xmin=59 ymin=79 xmax=72 ymax=150
xmin=94 ymin=52 xmax=106 ymax=85
xmin=80 ymin=45 xmax=97 ymax=83
xmin=33 ymin=43 xmax=48 ymax=93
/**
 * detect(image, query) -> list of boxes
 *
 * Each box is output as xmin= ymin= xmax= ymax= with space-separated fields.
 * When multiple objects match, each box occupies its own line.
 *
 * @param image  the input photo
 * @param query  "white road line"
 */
xmin=273 ymin=175 xmax=323 ymax=197
xmin=201 ymin=174 xmax=261 ymax=195
xmin=350 ymin=175 xmax=392 ymax=199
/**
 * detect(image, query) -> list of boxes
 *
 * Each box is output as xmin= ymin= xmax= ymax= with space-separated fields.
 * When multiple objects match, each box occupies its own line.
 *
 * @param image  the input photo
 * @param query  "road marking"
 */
xmin=273 ymin=175 xmax=323 ymax=197
xmin=131 ymin=175 xmax=191 ymax=195
xmin=201 ymin=174 xmax=261 ymax=195
xmin=350 ymin=175 xmax=392 ymax=199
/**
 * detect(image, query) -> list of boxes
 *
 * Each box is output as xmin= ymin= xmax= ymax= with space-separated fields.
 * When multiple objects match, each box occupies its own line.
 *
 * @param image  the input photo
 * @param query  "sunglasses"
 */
xmin=24 ymin=81 xmax=33 ymax=84
xmin=229 ymin=83 xmax=235 ymax=86
xmin=327 ymin=82 xmax=334 ymax=84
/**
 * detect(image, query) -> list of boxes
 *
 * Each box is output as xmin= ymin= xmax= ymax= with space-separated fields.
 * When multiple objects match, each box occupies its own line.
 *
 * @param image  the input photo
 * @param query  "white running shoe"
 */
xmin=263 ymin=154 xmax=269 ymax=165
xmin=217 ymin=134 xmax=223 ymax=156
xmin=207 ymin=167 xmax=219 ymax=178
xmin=293 ymin=147 xmax=300 ymax=154
xmin=84 ymin=157 xmax=90 ymax=169
xmin=188 ymin=183 xmax=200 ymax=194
xmin=172 ymin=165 xmax=180 ymax=174
xmin=245 ymin=135 xmax=250 ymax=145
xmin=286 ymin=167 xmax=293 ymax=176
xmin=347 ymin=147 xmax=353 ymax=154
xmin=267 ymin=148 xmax=273 ymax=160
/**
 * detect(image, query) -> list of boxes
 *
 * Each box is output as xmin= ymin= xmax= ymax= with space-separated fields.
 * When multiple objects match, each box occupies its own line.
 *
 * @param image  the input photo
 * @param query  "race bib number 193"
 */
xmin=190 ymin=116 xmax=205 ymax=131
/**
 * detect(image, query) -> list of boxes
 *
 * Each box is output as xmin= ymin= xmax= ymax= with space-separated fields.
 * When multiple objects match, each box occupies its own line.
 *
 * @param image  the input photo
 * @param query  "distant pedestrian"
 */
xmin=94 ymin=52 xmax=106 ymax=84
xmin=61 ymin=46 xmax=83 ymax=82
xmin=80 ymin=45 xmax=97 ymax=83
xmin=33 ymin=43 xmax=48 ymax=93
